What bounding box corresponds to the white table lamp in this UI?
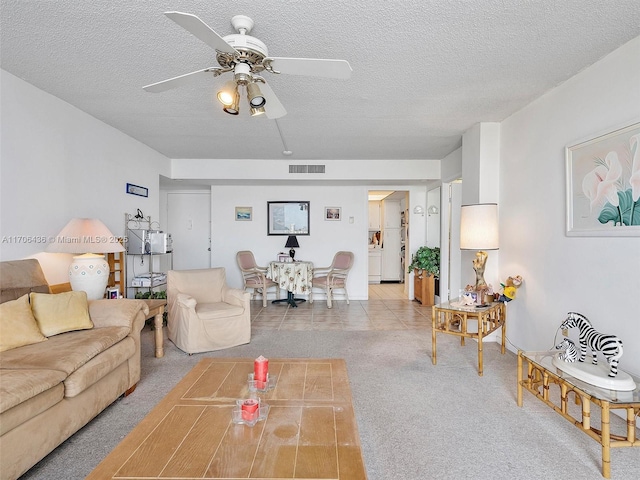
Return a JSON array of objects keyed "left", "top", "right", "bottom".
[
  {"left": 47, "top": 218, "right": 125, "bottom": 300},
  {"left": 460, "top": 204, "right": 499, "bottom": 290}
]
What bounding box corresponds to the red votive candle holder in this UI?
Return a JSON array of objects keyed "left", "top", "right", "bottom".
[
  {"left": 241, "top": 398, "right": 259, "bottom": 421},
  {"left": 254, "top": 355, "right": 268, "bottom": 388}
]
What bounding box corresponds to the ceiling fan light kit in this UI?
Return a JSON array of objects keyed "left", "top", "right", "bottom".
[
  {"left": 143, "top": 11, "right": 352, "bottom": 120},
  {"left": 216, "top": 79, "right": 237, "bottom": 105},
  {"left": 246, "top": 82, "right": 265, "bottom": 108},
  {"left": 222, "top": 97, "right": 240, "bottom": 115}
]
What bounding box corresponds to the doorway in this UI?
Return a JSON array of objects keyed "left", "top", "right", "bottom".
[
  {"left": 167, "top": 192, "right": 211, "bottom": 270},
  {"left": 367, "top": 190, "right": 409, "bottom": 289}
]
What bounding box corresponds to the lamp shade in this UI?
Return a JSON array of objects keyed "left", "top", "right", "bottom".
[
  {"left": 46, "top": 218, "right": 125, "bottom": 254},
  {"left": 284, "top": 236, "right": 300, "bottom": 249},
  {"left": 460, "top": 204, "right": 499, "bottom": 250},
  {"left": 285, "top": 235, "right": 299, "bottom": 260}
]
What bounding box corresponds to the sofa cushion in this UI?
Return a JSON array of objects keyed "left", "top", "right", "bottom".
[
  {"left": 0, "top": 382, "right": 65, "bottom": 436},
  {"left": 64, "top": 336, "right": 135, "bottom": 397},
  {"left": 30, "top": 291, "right": 93, "bottom": 337},
  {"left": 0, "top": 294, "right": 47, "bottom": 352},
  {"left": 0, "top": 368, "right": 66, "bottom": 414},
  {"left": 0, "top": 326, "right": 129, "bottom": 376},
  {"left": 0, "top": 370, "right": 65, "bottom": 436}
]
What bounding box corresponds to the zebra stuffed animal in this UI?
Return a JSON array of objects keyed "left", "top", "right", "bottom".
[
  {"left": 555, "top": 338, "right": 578, "bottom": 362},
  {"left": 559, "top": 312, "right": 624, "bottom": 377}
]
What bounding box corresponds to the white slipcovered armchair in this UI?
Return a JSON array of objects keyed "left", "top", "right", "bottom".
[{"left": 167, "top": 267, "right": 251, "bottom": 354}]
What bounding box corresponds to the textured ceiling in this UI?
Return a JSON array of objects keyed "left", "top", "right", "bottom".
[{"left": 2, "top": 0, "right": 639, "bottom": 161}]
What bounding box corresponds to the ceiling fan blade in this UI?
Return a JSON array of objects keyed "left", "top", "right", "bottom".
[
  {"left": 260, "top": 81, "right": 287, "bottom": 119},
  {"left": 164, "top": 11, "right": 237, "bottom": 55},
  {"left": 143, "top": 68, "right": 216, "bottom": 93},
  {"left": 267, "top": 58, "right": 352, "bottom": 79}
]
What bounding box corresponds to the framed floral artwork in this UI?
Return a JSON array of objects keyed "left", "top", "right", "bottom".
[{"left": 565, "top": 122, "right": 640, "bottom": 236}]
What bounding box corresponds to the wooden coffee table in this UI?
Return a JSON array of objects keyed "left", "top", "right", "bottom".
[{"left": 87, "top": 358, "right": 367, "bottom": 479}]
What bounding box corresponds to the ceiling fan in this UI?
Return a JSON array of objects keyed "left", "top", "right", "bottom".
[{"left": 143, "top": 12, "right": 353, "bottom": 119}]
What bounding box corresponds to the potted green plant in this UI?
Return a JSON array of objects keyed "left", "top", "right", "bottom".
[
  {"left": 407, "top": 246, "right": 440, "bottom": 277},
  {"left": 408, "top": 246, "right": 440, "bottom": 305}
]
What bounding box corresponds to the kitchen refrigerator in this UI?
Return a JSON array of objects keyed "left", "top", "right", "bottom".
[{"left": 381, "top": 228, "right": 402, "bottom": 281}]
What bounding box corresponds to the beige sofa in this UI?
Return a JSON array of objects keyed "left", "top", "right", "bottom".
[{"left": 0, "top": 259, "right": 148, "bottom": 480}]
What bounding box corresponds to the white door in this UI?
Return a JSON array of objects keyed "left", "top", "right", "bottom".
[
  {"left": 167, "top": 192, "right": 211, "bottom": 270},
  {"left": 440, "top": 181, "right": 462, "bottom": 301}
]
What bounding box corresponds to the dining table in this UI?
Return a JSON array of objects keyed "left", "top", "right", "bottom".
[{"left": 266, "top": 260, "right": 314, "bottom": 307}]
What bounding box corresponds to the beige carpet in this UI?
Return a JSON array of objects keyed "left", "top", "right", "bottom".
[{"left": 20, "top": 290, "right": 640, "bottom": 479}]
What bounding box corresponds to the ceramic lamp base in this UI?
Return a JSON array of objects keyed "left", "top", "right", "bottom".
[{"left": 69, "top": 253, "right": 109, "bottom": 300}]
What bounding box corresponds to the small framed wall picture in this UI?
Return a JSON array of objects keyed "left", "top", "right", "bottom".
[
  {"left": 324, "top": 207, "right": 341, "bottom": 221},
  {"left": 126, "top": 183, "right": 148, "bottom": 197},
  {"left": 235, "top": 207, "right": 252, "bottom": 221}
]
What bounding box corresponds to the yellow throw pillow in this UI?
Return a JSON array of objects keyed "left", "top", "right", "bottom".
[
  {"left": 0, "top": 294, "right": 47, "bottom": 351},
  {"left": 30, "top": 291, "right": 93, "bottom": 337}
]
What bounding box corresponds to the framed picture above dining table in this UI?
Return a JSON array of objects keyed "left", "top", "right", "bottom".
[{"left": 267, "top": 201, "right": 310, "bottom": 235}]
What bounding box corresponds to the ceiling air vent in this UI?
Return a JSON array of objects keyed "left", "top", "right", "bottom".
[{"left": 289, "top": 164, "right": 326, "bottom": 174}]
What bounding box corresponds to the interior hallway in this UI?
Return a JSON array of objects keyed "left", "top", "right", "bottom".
[{"left": 250, "top": 282, "right": 432, "bottom": 331}]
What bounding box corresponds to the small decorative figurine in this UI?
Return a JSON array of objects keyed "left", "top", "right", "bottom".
[
  {"left": 555, "top": 338, "right": 578, "bottom": 363},
  {"left": 559, "top": 312, "right": 624, "bottom": 378},
  {"left": 460, "top": 292, "right": 476, "bottom": 306},
  {"left": 498, "top": 275, "right": 523, "bottom": 302}
]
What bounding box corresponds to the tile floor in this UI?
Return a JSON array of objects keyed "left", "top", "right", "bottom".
[{"left": 250, "top": 283, "right": 433, "bottom": 331}]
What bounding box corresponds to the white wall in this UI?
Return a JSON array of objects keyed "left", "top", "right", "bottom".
[
  {"left": 0, "top": 70, "right": 171, "bottom": 280},
  {"left": 158, "top": 183, "right": 430, "bottom": 300},
  {"left": 426, "top": 188, "right": 440, "bottom": 248},
  {"left": 441, "top": 147, "right": 462, "bottom": 183},
  {"left": 208, "top": 185, "right": 370, "bottom": 299},
  {"left": 172, "top": 158, "right": 440, "bottom": 182},
  {"left": 500, "top": 36, "right": 640, "bottom": 376},
  {"left": 459, "top": 123, "right": 501, "bottom": 291}
]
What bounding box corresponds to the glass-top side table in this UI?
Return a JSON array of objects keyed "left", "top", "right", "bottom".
[
  {"left": 517, "top": 350, "right": 640, "bottom": 478},
  {"left": 431, "top": 299, "right": 507, "bottom": 376}
]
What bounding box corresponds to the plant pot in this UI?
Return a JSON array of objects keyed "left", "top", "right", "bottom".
[{"left": 414, "top": 269, "right": 435, "bottom": 306}]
